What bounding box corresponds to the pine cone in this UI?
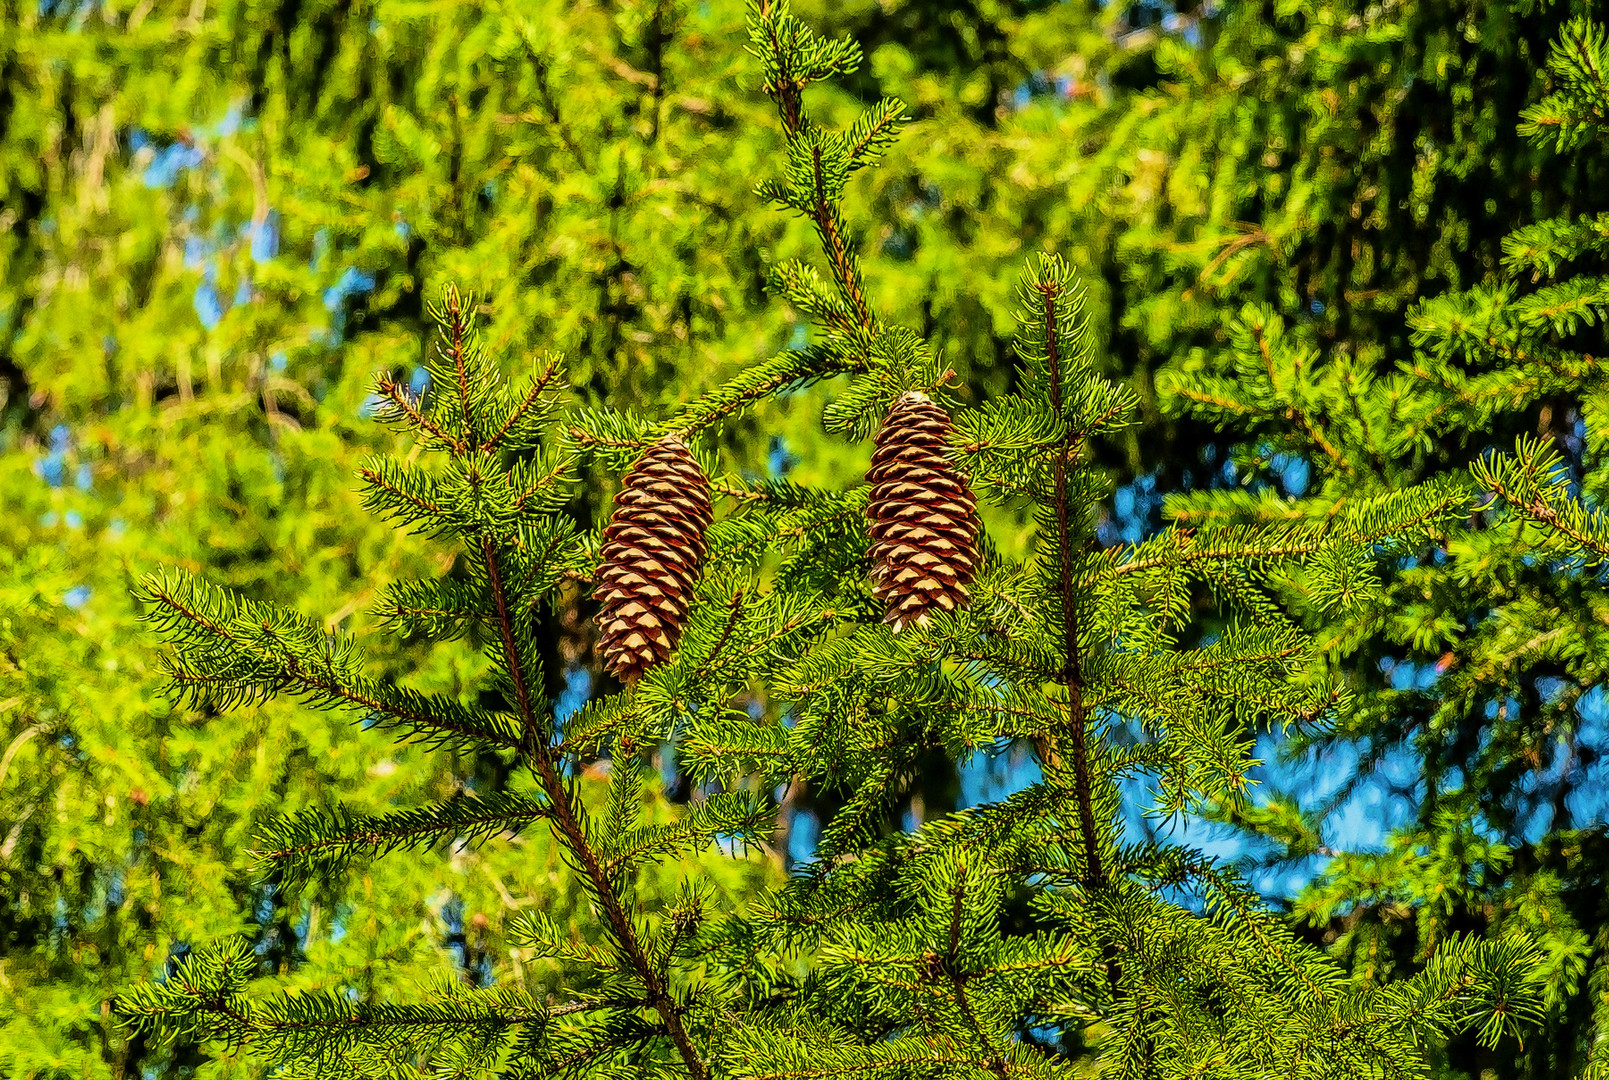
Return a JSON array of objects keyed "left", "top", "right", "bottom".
[
  {"left": 867, "top": 391, "right": 980, "bottom": 632},
  {"left": 593, "top": 435, "right": 712, "bottom": 681}
]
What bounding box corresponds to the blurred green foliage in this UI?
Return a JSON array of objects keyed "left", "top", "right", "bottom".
[{"left": 1133, "top": 8, "right": 1609, "bottom": 1080}]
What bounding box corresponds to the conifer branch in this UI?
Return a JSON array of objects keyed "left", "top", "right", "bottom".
[
  {"left": 941, "top": 864, "right": 1009, "bottom": 1077},
  {"left": 119, "top": 939, "right": 575, "bottom": 1068},
  {"left": 253, "top": 796, "right": 549, "bottom": 886},
  {"left": 441, "top": 286, "right": 479, "bottom": 451},
  {"left": 1473, "top": 435, "right": 1609, "bottom": 565},
  {"left": 675, "top": 348, "right": 861, "bottom": 438},
  {"left": 1246, "top": 314, "right": 1354, "bottom": 477},
  {"left": 753, "top": 1, "right": 806, "bottom": 137},
  {"left": 357, "top": 459, "right": 450, "bottom": 523},
  {"left": 373, "top": 374, "right": 463, "bottom": 454},
  {"left": 810, "top": 143, "right": 872, "bottom": 331},
  {"left": 1032, "top": 263, "right": 1107, "bottom": 890},
  {"left": 375, "top": 577, "right": 493, "bottom": 640},
  {"left": 484, "top": 352, "right": 566, "bottom": 452},
  {"left": 136, "top": 572, "right": 523, "bottom": 752},
  {"left": 750, "top": 2, "right": 876, "bottom": 334},
  {"left": 480, "top": 534, "right": 710, "bottom": 1080}
]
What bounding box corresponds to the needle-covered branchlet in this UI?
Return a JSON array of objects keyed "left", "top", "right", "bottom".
[
  {"left": 867, "top": 391, "right": 980, "bottom": 632},
  {"left": 593, "top": 434, "right": 713, "bottom": 681}
]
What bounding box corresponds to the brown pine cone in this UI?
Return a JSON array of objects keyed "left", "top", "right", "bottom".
[
  {"left": 593, "top": 435, "right": 712, "bottom": 681},
  {"left": 867, "top": 391, "right": 980, "bottom": 632}
]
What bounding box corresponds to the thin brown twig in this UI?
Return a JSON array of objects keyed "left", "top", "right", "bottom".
[{"left": 481, "top": 536, "right": 709, "bottom": 1080}]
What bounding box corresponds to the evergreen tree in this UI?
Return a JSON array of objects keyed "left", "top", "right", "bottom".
[
  {"left": 1018, "top": 0, "right": 1609, "bottom": 493},
  {"left": 4, "top": 1, "right": 1127, "bottom": 1071},
  {"left": 118, "top": 7, "right": 1549, "bottom": 1076},
  {"left": 1157, "top": 18, "right": 1609, "bottom": 1080}
]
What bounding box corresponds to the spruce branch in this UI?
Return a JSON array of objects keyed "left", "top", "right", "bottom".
[
  {"left": 748, "top": 0, "right": 860, "bottom": 137},
  {"left": 480, "top": 533, "right": 711, "bottom": 1080},
  {"left": 443, "top": 286, "right": 479, "bottom": 447},
  {"left": 1501, "top": 212, "right": 1609, "bottom": 277},
  {"left": 941, "top": 861, "right": 1009, "bottom": 1076},
  {"left": 1473, "top": 435, "right": 1609, "bottom": 566},
  {"left": 483, "top": 350, "right": 569, "bottom": 453},
  {"left": 845, "top": 98, "right": 909, "bottom": 173},
  {"left": 807, "top": 138, "right": 872, "bottom": 331},
  {"left": 508, "top": 910, "right": 617, "bottom": 968},
  {"left": 357, "top": 457, "right": 453, "bottom": 534},
  {"left": 374, "top": 576, "right": 493, "bottom": 640},
  {"left": 253, "top": 794, "right": 550, "bottom": 888},
  {"left": 119, "top": 938, "right": 567, "bottom": 1073},
  {"left": 1519, "top": 17, "right": 1609, "bottom": 151},
  {"left": 673, "top": 346, "right": 861, "bottom": 439},
  {"left": 768, "top": 259, "right": 860, "bottom": 338},
  {"left": 134, "top": 570, "right": 523, "bottom": 752},
  {"left": 372, "top": 373, "right": 464, "bottom": 455},
  {"left": 1023, "top": 254, "right": 1107, "bottom": 890},
  {"left": 749, "top": 1, "right": 879, "bottom": 334}
]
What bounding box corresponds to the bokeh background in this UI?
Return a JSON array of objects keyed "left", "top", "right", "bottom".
[{"left": 2, "top": 0, "right": 1606, "bottom": 1076}]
